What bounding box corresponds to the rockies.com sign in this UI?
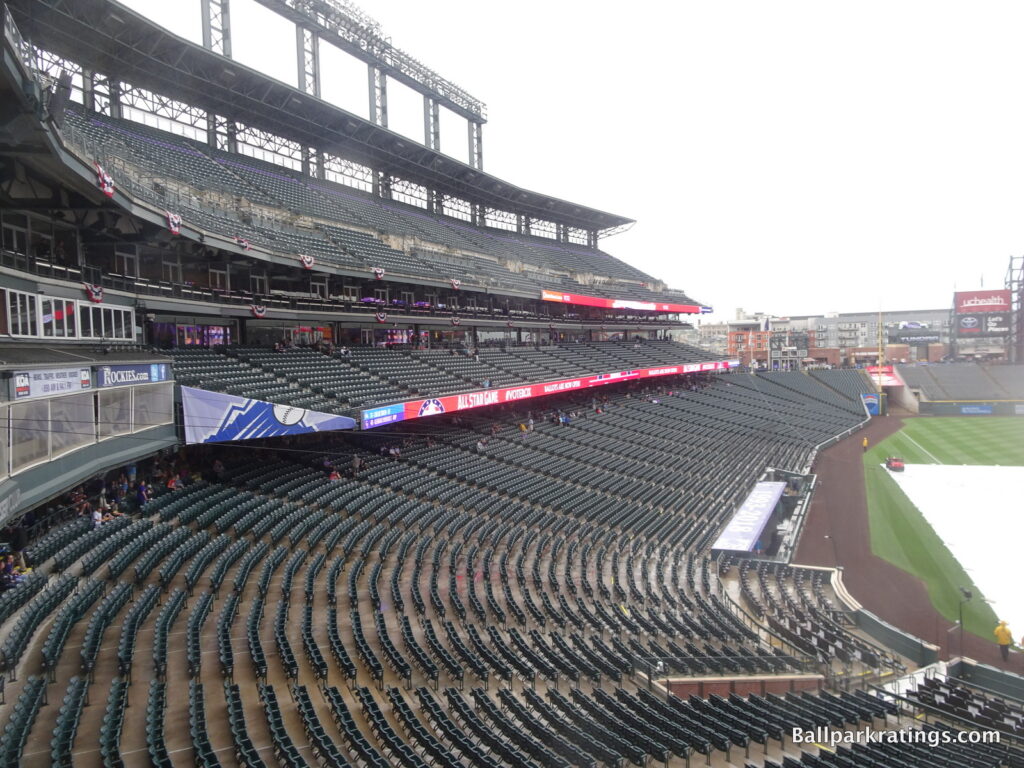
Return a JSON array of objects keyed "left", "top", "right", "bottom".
[{"left": 97, "top": 363, "right": 171, "bottom": 388}]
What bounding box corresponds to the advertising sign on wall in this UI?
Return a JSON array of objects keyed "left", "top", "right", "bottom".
[
  {"left": 954, "top": 290, "right": 1011, "bottom": 314},
  {"left": 956, "top": 314, "right": 1010, "bottom": 337},
  {"left": 961, "top": 405, "right": 994, "bottom": 415},
  {"left": 182, "top": 387, "right": 356, "bottom": 444},
  {"left": 96, "top": 363, "right": 172, "bottom": 388},
  {"left": 861, "top": 393, "right": 880, "bottom": 416},
  {"left": 10, "top": 367, "right": 91, "bottom": 400},
  {"left": 889, "top": 331, "right": 941, "bottom": 344},
  {"left": 864, "top": 366, "right": 904, "bottom": 387}
]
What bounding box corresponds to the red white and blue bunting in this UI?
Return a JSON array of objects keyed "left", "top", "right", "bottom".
[
  {"left": 450, "top": 278, "right": 461, "bottom": 291},
  {"left": 374, "top": 311, "right": 388, "bottom": 324},
  {"left": 372, "top": 266, "right": 385, "bottom": 280},
  {"left": 249, "top": 304, "right": 267, "bottom": 318},
  {"left": 234, "top": 236, "right": 251, "bottom": 251},
  {"left": 83, "top": 282, "right": 104, "bottom": 303},
  {"left": 299, "top": 254, "right": 315, "bottom": 270},
  {"left": 165, "top": 211, "right": 181, "bottom": 235},
  {"left": 94, "top": 162, "right": 114, "bottom": 198},
  {"left": 451, "top": 317, "right": 461, "bottom": 327}
]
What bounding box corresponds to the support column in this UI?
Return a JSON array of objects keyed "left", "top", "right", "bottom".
[
  {"left": 368, "top": 64, "right": 389, "bottom": 198},
  {"left": 302, "top": 147, "right": 323, "bottom": 180},
  {"left": 108, "top": 80, "right": 122, "bottom": 120},
  {"left": 373, "top": 173, "right": 392, "bottom": 200},
  {"left": 423, "top": 96, "right": 440, "bottom": 151},
  {"left": 368, "top": 65, "right": 388, "bottom": 127},
  {"left": 201, "top": 0, "right": 232, "bottom": 56},
  {"left": 297, "top": 26, "right": 320, "bottom": 98},
  {"left": 202, "top": 0, "right": 232, "bottom": 149},
  {"left": 81, "top": 69, "right": 95, "bottom": 112},
  {"left": 468, "top": 120, "right": 483, "bottom": 170},
  {"left": 423, "top": 97, "right": 442, "bottom": 213},
  {"left": 209, "top": 115, "right": 237, "bottom": 153}
]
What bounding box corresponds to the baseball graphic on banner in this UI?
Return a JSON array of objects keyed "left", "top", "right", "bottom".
[{"left": 273, "top": 405, "right": 306, "bottom": 425}]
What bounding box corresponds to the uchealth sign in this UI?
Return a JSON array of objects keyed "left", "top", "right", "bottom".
[
  {"left": 954, "top": 290, "right": 1011, "bottom": 314},
  {"left": 360, "top": 360, "right": 731, "bottom": 429}
]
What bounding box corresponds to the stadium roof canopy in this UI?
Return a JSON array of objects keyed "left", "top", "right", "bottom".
[{"left": 8, "top": 0, "right": 634, "bottom": 234}]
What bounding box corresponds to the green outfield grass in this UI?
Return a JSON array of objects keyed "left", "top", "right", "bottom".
[
  {"left": 865, "top": 418, "right": 1024, "bottom": 639},
  {"left": 870, "top": 417, "right": 1024, "bottom": 466}
]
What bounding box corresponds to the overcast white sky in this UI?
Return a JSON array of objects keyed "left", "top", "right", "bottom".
[{"left": 118, "top": 0, "right": 1024, "bottom": 321}]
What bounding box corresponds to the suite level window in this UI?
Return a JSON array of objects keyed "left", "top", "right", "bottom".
[
  {"left": 310, "top": 277, "right": 327, "bottom": 298},
  {"left": 162, "top": 258, "right": 182, "bottom": 283},
  {"left": 80, "top": 303, "right": 134, "bottom": 340},
  {"left": 374, "top": 288, "right": 388, "bottom": 302},
  {"left": 401, "top": 291, "right": 414, "bottom": 305},
  {"left": 7, "top": 290, "right": 38, "bottom": 336},
  {"left": 341, "top": 285, "right": 358, "bottom": 301},
  {"left": 209, "top": 267, "right": 228, "bottom": 290},
  {"left": 2, "top": 215, "right": 27, "bottom": 254},
  {"left": 41, "top": 298, "right": 77, "bottom": 338},
  {"left": 115, "top": 250, "right": 139, "bottom": 277},
  {"left": 250, "top": 274, "right": 268, "bottom": 295}
]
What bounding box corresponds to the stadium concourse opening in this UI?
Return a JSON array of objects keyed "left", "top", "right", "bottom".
[{"left": 2, "top": 1, "right": 1024, "bottom": 767}]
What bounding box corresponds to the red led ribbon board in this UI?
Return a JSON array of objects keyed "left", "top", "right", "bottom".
[
  {"left": 539, "top": 289, "right": 703, "bottom": 314},
  {"left": 361, "top": 361, "right": 731, "bottom": 429}
]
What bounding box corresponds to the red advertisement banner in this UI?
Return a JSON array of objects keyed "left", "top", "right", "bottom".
[
  {"left": 539, "top": 289, "right": 704, "bottom": 314},
  {"left": 864, "top": 365, "right": 903, "bottom": 387}
]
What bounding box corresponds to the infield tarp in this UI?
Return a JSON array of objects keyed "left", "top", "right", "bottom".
[
  {"left": 711, "top": 481, "right": 787, "bottom": 552},
  {"left": 182, "top": 386, "right": 356, "bottom": 444},
  {"left": 888, "top": 463, "right": 1024, "bottom": 643}
]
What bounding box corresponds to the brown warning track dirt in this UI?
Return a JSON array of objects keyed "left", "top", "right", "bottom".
[{"left": 794, "top": 415, "right": 1019, "bottom": 671}]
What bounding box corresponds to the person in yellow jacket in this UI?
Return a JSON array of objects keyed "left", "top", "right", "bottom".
[
  {"left": 862, "top": 436, "right": 869, "bottom": 453},
  {"left": 995, "top": 620, "right": 1013, "bottom": 661}
]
